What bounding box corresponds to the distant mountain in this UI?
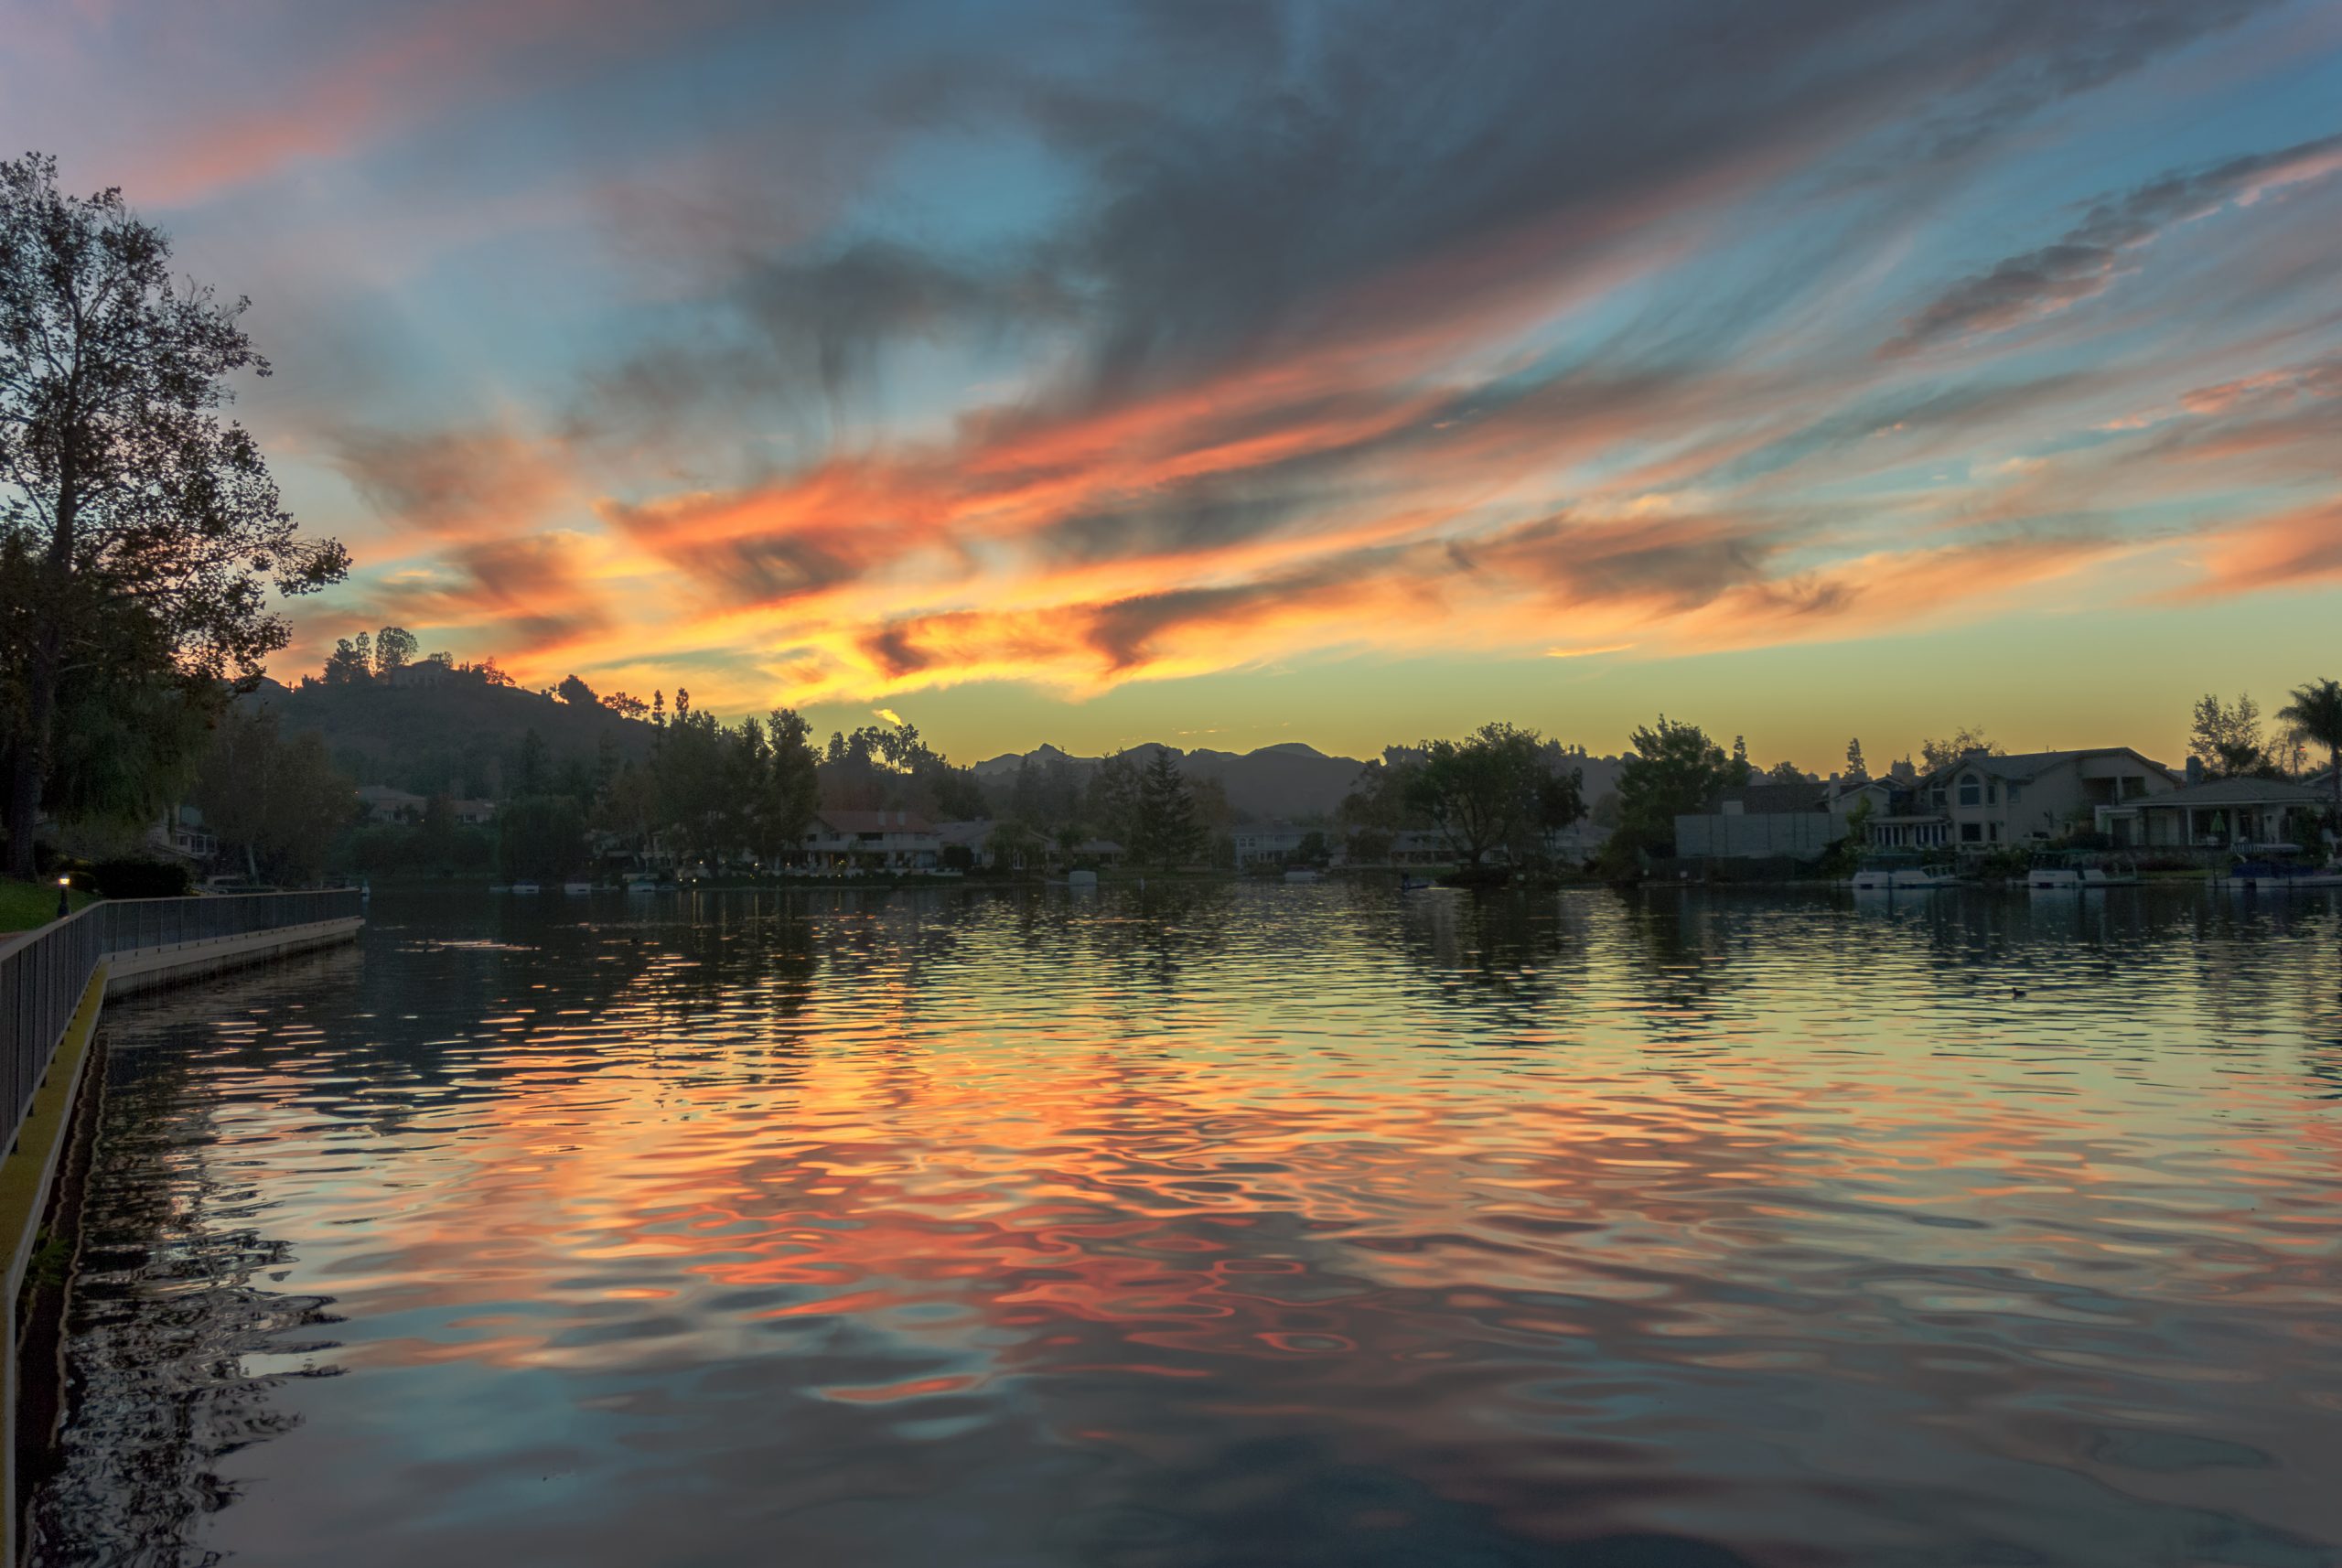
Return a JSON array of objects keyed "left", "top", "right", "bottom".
[
  {"left": 971, "top": 741, "right": 1369, "bottom": 821},
  {"left": 245, "top": 670, "right": 654, "bottom": 797}
]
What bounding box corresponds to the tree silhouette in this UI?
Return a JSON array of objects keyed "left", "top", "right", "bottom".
[{"left": 2, "top": 154, "right": 348, "bottom": 873}]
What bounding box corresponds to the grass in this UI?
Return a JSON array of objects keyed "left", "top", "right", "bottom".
[{"left": 0, "top": 878, "right": 92, "bottom": 934}]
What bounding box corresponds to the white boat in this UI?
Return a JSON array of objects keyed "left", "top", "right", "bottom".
[
  {"left": 1850, "top": 855, "right": 1956, "bottom": 892},
  {"left": 2026, "top": 853, "right": 2137, "bottom": 890},
  {"left": 563, "top": 881, "right": 594, "bottom": 895},
  {"left": 509, "top": 881, "right": 543, "bottom": 895},
  {"left": 1283, "top": 868, "right": 1321, "bottom": 884}
]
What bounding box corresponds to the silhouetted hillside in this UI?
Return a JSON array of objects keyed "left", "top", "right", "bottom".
[
  {"left": 245, "top": 672, "right": 655, "bottom": 797},
  {"left": 973, "top": 741, "right": 1368, "bottom": 821}
]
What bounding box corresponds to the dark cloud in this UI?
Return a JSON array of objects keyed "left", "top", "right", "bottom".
[
  {"left": 1457, "top": 512, "right": 1788, "bottom": 611},
  {"left": 1886, "top": 132, "right": 2342, "bottom": 354},
  {"left": 373, "top": 533, "right": 610, "bottom": 653},
  {"left": 862, "top": 622, "right": 933, "bottom": 677},
  {"left": 330, "top": 426, "right": 559, "bottom": 533},
  {"left": 579, "top": 0, "right": 2269, "bottom": 446}
]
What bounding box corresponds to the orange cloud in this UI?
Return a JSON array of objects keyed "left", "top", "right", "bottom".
[{"left": 2167, "top": 500, "right": 2342, "bottom": 600}]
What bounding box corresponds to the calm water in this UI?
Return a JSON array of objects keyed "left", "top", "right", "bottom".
[{"left": 30, "top": 885, "right": 2342, "bottom": 1568}]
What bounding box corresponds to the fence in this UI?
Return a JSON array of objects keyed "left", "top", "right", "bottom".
[{"left": 0, "top": 890, "right": 363, "bottom": 1152}]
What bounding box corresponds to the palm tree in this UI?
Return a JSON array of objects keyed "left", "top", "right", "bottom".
[{"left": 2276, "top": 678, "right": 2342, "bottom": 831}]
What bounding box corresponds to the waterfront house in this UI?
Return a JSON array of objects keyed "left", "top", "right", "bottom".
[
  {"left": 355, "top": 784, "right": 427, "bottom": 823},
  {"left": 1232, "top": 823, "right": 1318, "bottom": 865},
  {"left": 800, "top": 810, "right": 942, "bottom": 871},
  {"left": 2098, "top": 776, "right": 2326, "bottom": 851},
  {"left": 1907, "top": 749, "right": 2181, "bottom": 853},
  {"left": 934, "top": 820, "right": 994, "bottom": 862}
]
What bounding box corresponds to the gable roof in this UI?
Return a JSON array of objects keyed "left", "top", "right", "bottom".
[{"left": 1919, "top": 747, "right": 2178, "bottom": 787}]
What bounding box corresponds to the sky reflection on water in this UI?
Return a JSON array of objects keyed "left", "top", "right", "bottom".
[{"left": 31, "top": 885, "right": 2342, "bottom": 1568}]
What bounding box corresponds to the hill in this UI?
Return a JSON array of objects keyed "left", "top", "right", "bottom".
[
  {"left": 247, "top": 671, "right": 656, "bottom": 797},
  {"left": 973, "top": 741, "right": 1369, "bottom": 822}
]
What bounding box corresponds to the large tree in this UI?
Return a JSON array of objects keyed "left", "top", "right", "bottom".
[
  {"left": 1602, "top": 716, "right": 1746, "bottom": 872},
  {"left": 2, "top": 154, "right": 347, "bottom": 874},
  {"left": 2277, "top": 679, "right": 2342, "bottom": 828},
  {"left": 190, "top": 706, "right": 355, "bottom": 885},
  {"left": 2189, "top": 692, "right": 2267, "bottom": 779},
  {"left": 1918, "top": 725, "right": 2003, "bottom": 773},
  {"left": 1135, "top": 747, "right": 1201, "bottom": 868},
  {"left": 1405, "top": 722, "right": 1585, "bottom": 869}
]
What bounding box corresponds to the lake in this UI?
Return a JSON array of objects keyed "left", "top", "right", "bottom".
[{"left": 29, "top": 884, "right": 2342, "bottom": 1567}]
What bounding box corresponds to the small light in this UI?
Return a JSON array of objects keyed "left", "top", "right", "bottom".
[{"left": 57, "top": 875, "right": 70, "bottom": 888}]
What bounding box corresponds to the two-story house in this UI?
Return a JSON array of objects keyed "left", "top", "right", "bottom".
[{"left": 1913, "top": 749, "right": 2180, "bottom": 852}]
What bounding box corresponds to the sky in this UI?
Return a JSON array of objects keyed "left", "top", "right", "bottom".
[{"left": 5, "top": 0, "right": 2341, "bottom": 769}]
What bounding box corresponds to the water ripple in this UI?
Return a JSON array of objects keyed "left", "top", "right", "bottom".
[{"left": 28, "top": 885, "right": 2342, "bottom": 1567}]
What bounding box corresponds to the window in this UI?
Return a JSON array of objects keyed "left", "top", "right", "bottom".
[
  {"left": 2006, "top": 783, "right": 2023, "bottom": 804},
  {"left": 1987, "top": 782, "right": 1999, "bottom": 804},
  {"left": 1959, "top": 775, "right": 1982, "bottom": 807},
  {"left": 1989, "top": 823, "right": 2001, "bottom": 842},
  {"left": 1961, "top": 822, "right": 1982, "bottom": 843}
]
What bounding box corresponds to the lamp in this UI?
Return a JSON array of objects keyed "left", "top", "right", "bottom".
[{"left": 56, "top": 874, "right": 70, "bottom": 918}]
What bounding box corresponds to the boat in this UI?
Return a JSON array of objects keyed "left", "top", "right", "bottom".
[
  {"left": 2025, "top": 852, "right": 2137, "bottom": 890},
  {"left": 1398, "top": 876, "right": 1434, "bottom": 893},
  {"left": 563, "top": 881, "right": 595, "bottom": 895},
  {"left": 508, "top": 881, "right": 543, "bottom": 895},
  {"left": 1849, "top": 854, "right": 1958, "bottom": 892},
  {"left": 1283, "top": 868, "right": 1321, "bottom": 884},
  {"left": 2210, "top": 846, "right": 2342, "bottom": 890}
]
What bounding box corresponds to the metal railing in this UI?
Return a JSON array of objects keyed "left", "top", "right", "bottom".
[
  {"left": 0, "top": 889, "right": 362, "bottom": 1150},
  {"left": 0, "top": 908, "right": 104, "bottom": 1155},
  {"left": 93, "top": 887, "right": 362, "bottom": 954}
]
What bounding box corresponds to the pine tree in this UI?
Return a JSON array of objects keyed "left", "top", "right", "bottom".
[{"left": 1137, "top": 748, "right": 1200, "bottom": 868}]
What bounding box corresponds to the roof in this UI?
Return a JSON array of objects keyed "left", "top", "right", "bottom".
[
  {"left": 1919, "top": 747, "right": 2176, "bottom": 786},
  {"left": 2123, "top": 777, "right": 2326, "bottom": 809},
  {"left": 1703, "top": 783, "right": 1824, "bottom": 814},
  {"left": 812, "top": 810, "right": 937, "bottom": 834}
]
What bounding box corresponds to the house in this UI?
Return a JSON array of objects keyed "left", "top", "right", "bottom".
[
  {"left": 933, "top": 820, "right": 995, "bottom": 859},
  {"left": 1673, "top": 782, "right": 1844, "bottom": 861},
  {"left": 1232, "top": 823, "right": 1320, "bottom": 865},
  {"left": 801, "top": 810, "right": 942, "bottom": 870},
  {"left": 2100, "top": 777, "right": 2326, "bottom": 851},
  {"left": 448, "top": 798, "right": 496, "bottom": 826},
  {"left": 1825, "top": 776, "right": 1951, "bottom": 851},
  {"left": 384, "top": 660, "right": 456, "bottom": 689},
  {"left": 1383, "top": 830, "right": 1451, "bottom": 866},
  {"left": 355, "top": 784, "right": 426, "bottom": 823},
  {"left": 1903, "top": 748, "right": 2181, "bottom": 853}
]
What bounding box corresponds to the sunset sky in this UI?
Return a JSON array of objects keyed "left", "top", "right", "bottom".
[{"left": 7, "top": 0, "right": 2340, "bottom": 768}]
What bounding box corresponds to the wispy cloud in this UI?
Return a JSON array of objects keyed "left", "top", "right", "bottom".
[{"left": 1885, "top": 133, "right": 2342, "bottom": 355}]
